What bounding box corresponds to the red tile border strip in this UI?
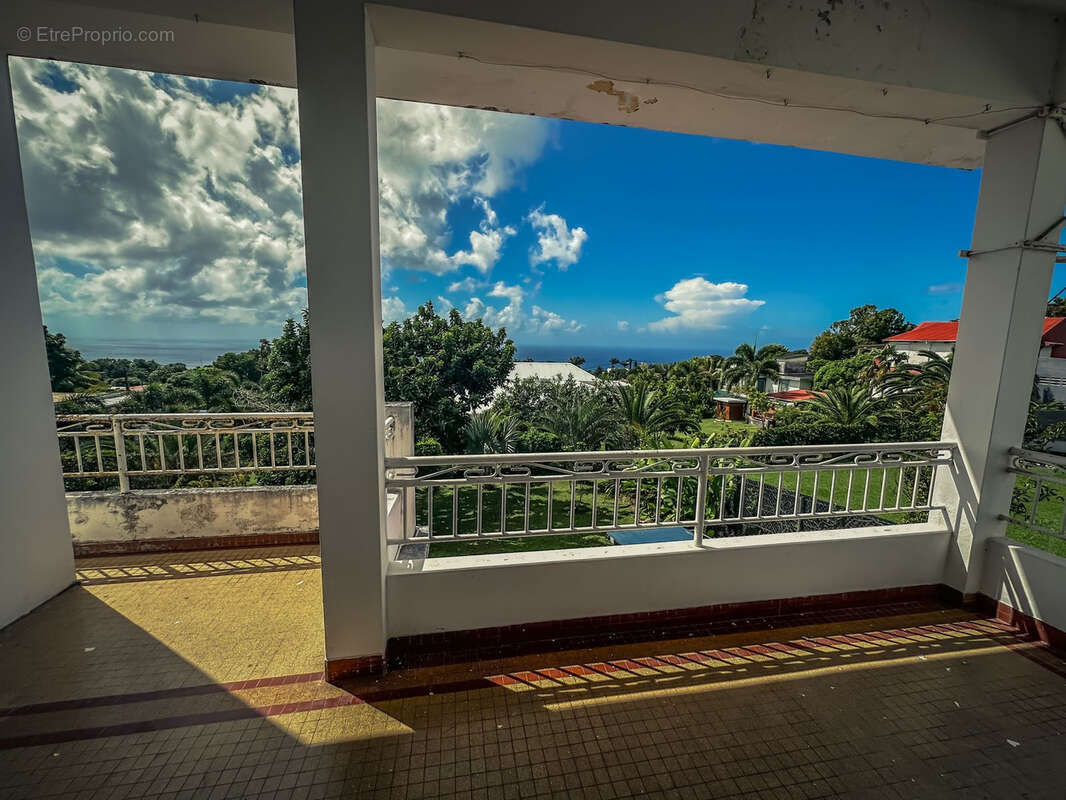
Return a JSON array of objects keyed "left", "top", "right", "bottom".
[
  {"left": 386, "top": 584, "right": 948, "bottom": 669},
  {"left": 0, "top": 693, "right": 361, "bottom": 751},
  {"left": 325, "top": 654, "right": 384, "bottom": 681},
  {"left": 73, "top": 530, "right": 319, "bottom": 557},
  {"left": 345, "top": 613, "right": 1065, "bottom": 707},
  {"left": 0, "top": 672, "right": 324, "bottom": 718},
  {"left": 986, "top": 598, "right": 1066, "bottom": 653}
]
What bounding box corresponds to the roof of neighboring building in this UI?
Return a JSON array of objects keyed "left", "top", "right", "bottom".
[
  {"left": 778, "top": 350, "right": 809, "bottom": 360},
  {"left": 885, "top": 317, "right": 1066, "bottom": 344},
  {"left": 767, "top": 390, "right": 819, "bottom": 403},
  {"left": 508, "top": 361, "right": 600, "bottom": 383}
]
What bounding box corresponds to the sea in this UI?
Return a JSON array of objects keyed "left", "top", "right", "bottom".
[{"left": 75, "top": 338, "right": 710, "bottom": 370}]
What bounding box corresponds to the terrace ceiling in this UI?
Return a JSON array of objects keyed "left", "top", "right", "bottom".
[{"left": 5, "top": 0, "right": 1066, "bottom": 167}]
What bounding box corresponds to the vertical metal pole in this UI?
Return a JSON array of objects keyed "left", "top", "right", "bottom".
[
  {"left": 112, "top": 417, "right": 129, "bottom": 492},
  {"left": 694, "top": 455, "right": 707, "bottom": 545}
]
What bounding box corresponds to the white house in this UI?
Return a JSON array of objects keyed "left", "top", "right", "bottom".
[
  {"left": 507, "top": 361, "right": 601, "bottom": 386},
  {"left": 763, "top": 350, "right": 815, "bottom": 394},
  {"left": 885, "top": 318, "right": 1066, "bottom": 400}
]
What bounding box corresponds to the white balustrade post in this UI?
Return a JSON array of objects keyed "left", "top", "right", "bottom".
[
  {"left": 694, "top": 455, "right": 708, "bottom": 545},
  {"left": 112, "top": 417, "right": 129, "bottom": 492},
  {"left": 295, "top": 2, "right": 389, "bottom": 678},
  {"left": 936, "top": 115, "right": 1066, "bottom": 599},
  {"left": 0, "top": 56, "right": 75, "bottom": 627}
]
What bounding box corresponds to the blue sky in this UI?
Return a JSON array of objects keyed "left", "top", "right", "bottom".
[
  {"left": 417, "top": 121, "right": 983, "bottom": 351},
  {"left": 11, "top": 57, "right": 1022, "bottom": 358}
]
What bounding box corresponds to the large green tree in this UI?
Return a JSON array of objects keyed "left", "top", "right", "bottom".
[
  {"left": 214, "top": 343, "right": 270, "bottom": 384},
  {"left": 813, "top": 347, "right": 905, "bottom": 391},
  {"left": 262, "top": 311, "right": 313, "bottom": 410},
  {"left": 383, "top": 301, "right": 515, "bottom": 451},
  {"left": 809, "top": 304, "right": 912, "bottom": 361},
  {"left": 44, "top": 327, "right": 96, "bottom": 392}
]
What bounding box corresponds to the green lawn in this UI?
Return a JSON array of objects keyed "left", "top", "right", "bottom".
[
  {"left": 1006, "top": 472, "right": 1066, "bottom": 558},
  {"left": 428, "top": 533, "right": 613, "bottom": 557},
  {"left": 758, "top": 465, "right": 931, "bottom": 523},
  {"left": 417, "top": 478, "right": 679, "bottom": 536},
  {"left": 416, "top": 469, "right": 709, "bottom": 558},
  {"left": 698, "top": 418, "right": 758, "bottom": 439}
]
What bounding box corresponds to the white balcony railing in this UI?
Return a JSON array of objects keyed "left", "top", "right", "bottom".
[
  {"left": 384, "top": 441, "right": 956, "bottom": 545},
  {"left": 1004, "top": 447, "right": 1066, "bottom": 539},
  {"left": 57, "top": 405, "right": 412, "bottom": 491}
]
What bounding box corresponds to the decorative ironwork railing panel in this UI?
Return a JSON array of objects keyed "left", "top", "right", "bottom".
[
  {"left": 1005, "top": 447, "right": 1066, "bottom": 539},
  {"left": 384, "top": 441, "right": 956, "bottom": 544},
  {"left": 57, "top": 407, "right": 413, "bottom": 491},
  {"left": 57, "top": 413, "right": 316, "bottom": 490}
]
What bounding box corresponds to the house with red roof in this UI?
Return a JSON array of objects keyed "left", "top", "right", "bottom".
[{"left": 884, "top": 317, "right": 1066, "bottom": 400}]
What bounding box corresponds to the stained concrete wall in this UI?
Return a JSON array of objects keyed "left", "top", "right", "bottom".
[
  {"left": 68, "top": 486, "right": 406, "bottom": 553},
  {"left": 67, "top": 486, "right": 319, "bottom": 546}
]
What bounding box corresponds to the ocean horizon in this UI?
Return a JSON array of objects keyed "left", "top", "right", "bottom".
[{"left": 73, "top": 337, "right": 716, "bottom": 370}]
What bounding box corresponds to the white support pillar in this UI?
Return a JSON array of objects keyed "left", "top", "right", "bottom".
[
  {"left": 937, "top": 116, "right": 1066, "bottom": 598},
  {"left": 293, "top": 3, "right": 389, "bottom": 677},
  {"left": 0, "top": 57, "right": 75, "bottom": 628}
]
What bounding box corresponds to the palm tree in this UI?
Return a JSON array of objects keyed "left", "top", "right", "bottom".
[
  {"left": 800, "top": 385, "right": 886, "bottom": 426},
  {"left": 538, "top": 393, "right": 620, "bottom": 451},
  {"left": 882, "top": 350, "right": 952, "bottom": 411},
  {"left": 463, "top": 411, "right": 519, "bottom": 454},
  {"left": 611, "top": 383, "right": 698, "bottom": 443},
  {"left": 720, "top": 343, "right": 789, "bottom": 392}
]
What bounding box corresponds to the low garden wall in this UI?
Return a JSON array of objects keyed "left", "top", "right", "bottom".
[{"left": 67, "top": 486, "right": 320, "bottom": 554}]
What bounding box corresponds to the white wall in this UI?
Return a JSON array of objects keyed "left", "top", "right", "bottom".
[
  {"left": 387, "top": 523, "right": 951, "bottom": 636},
  {"left": 0, "top": 60, "right": 75, "bottom": 629},
  {"left": 980, "top": 537, "right": 1066, "bottom": 634},
  {"left": 889, "top": 342, "right": 956, "bottom": 365},
  {"left": 4, "top": 1, "right": 1064, "bottom": 169}
]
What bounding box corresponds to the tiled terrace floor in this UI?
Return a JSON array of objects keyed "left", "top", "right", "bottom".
[{"left": 2, "top": 545, "right": 1066, "bottom": 799}]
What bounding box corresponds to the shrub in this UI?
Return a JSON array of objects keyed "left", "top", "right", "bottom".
[
  {"left": 750, "top": 422, "right": 870, "bottom": 447},
  {"left": 516, "top": 429, "right": 560, "bottom": 453},
  {"left": 415, "top": 436, "right": 443, "bottom": 456}
]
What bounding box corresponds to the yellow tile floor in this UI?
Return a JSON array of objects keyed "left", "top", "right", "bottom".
[{"left": 1, "top": 545, "right": 1065, "bottom": 799}]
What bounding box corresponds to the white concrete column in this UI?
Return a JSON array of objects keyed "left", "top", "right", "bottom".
[
  {"left": 937, "top": 116, "right": 1066, "bottom": 598},
  {"left": 293, "top": 3, "right": 389, "bottom": 675},
  {"left": 0, "top": 56, "right": 75, "bottom": 628}
]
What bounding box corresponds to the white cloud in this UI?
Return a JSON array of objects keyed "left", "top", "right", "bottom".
[
  {"left": 381, "top": 296, "right": 407, "bottom": 323},
  {"left": 532, "top": 305, "right": 584, "bottom": 333},
  {"left": 456, "top": 281, "right": 583, "bottom": 334},
  {"left": 448, "top": 200, "right": 515, "bottom": 273},
  {"left": 617, "top": 320, "right": 630, "bottom": 331},
  {"left": 927, "top": 282, "right": 963, "bottom": 295},
  {"left": 527, "top": 206, "right": 587, "bottom": 270},
  {"left": 376, "top": 102, "right": 549, "bottom": 275},
  {"left": 648, "top": 277, "right": 765, "bottom": 333},
  {"left": 11, "top": 59, "right": 550, "bottom": 331},
  {"left": 12, "top": 59, "right": 307, "bottom": 327},
  {"left": 447, "top": 276, "right": 485, "bottom": 294}
]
